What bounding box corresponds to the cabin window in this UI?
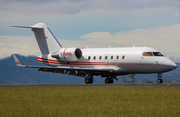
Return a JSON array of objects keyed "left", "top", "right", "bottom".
[
  {"left": 105, "top": 56, "right": 108, "bottom": 59},
  {"left": 143, "top": 52, "right": 153, "bottom": 56},
  {"left": 99, "top": 56, "right": 102, "bottom": 60},
  {"left": 88, "top": 56, "right": 90, "bottom": 60},
  {"left": 153, "top": 52, "right": 163, "bottom": 56},
  {"left": 122, "top": 55, "right": 125, "bottom": 59},
  {"left": 111, "top": 56, "right": 113, "bottom": 59},
  {"left": 117, "top": 56, "right": 119, "bottom": 59},
  {"left": 94, "top": 56, "right": 96, "bottom": 60}
]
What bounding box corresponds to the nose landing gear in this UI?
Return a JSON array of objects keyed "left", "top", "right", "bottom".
[{"left": 157, "top": 73, "right": 163, "bottom": 83}]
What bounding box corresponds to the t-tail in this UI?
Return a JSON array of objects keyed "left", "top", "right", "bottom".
[{"left": 11, "top": 23, "right": 62, "bottom": 55}]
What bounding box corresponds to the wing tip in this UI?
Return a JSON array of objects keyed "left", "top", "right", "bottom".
[{"left": 13, "top": 54, "right": 22, "bottom": 67}]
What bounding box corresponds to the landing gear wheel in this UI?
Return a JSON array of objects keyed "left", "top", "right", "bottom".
[
  {"left": 85, "top": 77, "right": 93, "bottom": 84},
  {"left": 157, "top": 79, "right": 163, "bottom": 83},
  {"left": 105, "top": 78, "right": 113, "bottom": 84}
]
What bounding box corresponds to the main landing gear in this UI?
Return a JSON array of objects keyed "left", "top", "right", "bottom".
[
  {"left": 105, "top": 76, "right": 118, "bottom": 84},
  {"left": 105, "top": 77, "right": 113, "bottom": 84},
  {"left": 84, "top": 74, "right": 118, "bottom": 84},
  {"left": 85, "top": 74, "right": 93, "bottom": 84},
  {"left": 157, "top": 73, "right": 163, "bottom": 83}
]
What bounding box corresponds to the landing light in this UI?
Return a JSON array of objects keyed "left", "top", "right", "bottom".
[{"left": 173, "top": 66, "right": 177, "bottom": 70}]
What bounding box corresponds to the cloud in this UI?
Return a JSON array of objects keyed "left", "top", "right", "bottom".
[
  {"left": 64, "top": 24, "right": 180, "bottom": 62},
  {"left": 1, "top": 24, "right": 180, "bottom": 62},
  {"left": 0, "top": 36, "right": 40, "bottom": 59},
  {"left": 172, "top": 11, "right": 180, "bottom": 17},
  {"left": 1, "top": 0, "right": 180, "bottom": 21}
]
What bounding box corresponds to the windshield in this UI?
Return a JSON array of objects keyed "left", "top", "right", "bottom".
[
  {"left": 153, "top": 52, "right": 163, "bottom": 56},
  {"left": 142, "top": 52, "right": 163, "bottom": 56}
]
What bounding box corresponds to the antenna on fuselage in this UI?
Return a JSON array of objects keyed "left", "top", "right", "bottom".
[
  {"left": 86, "top": 45, "right": 89, "bottom": 49},
  {"left": 132, "top": 44, "right": 135, "bottom": 47}
]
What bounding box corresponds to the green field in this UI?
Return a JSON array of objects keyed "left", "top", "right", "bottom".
[{"left": 0, "top": 87, "right": 180, "bottom": 117}]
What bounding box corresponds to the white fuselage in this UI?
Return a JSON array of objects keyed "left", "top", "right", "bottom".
[
  {"left": 12, "top": 23, "right": 177, "bottom": 84},
  {"left": 38, "top": 47, "right": 177, "bottom": 75}
]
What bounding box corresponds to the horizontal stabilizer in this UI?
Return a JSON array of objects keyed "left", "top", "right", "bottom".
[{"left": 9, "top": 25, "right": 42, "bottom": 29}]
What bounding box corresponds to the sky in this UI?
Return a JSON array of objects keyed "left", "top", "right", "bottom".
[{"left": 1, "top": 0, "right": 180, "bottom": 62}]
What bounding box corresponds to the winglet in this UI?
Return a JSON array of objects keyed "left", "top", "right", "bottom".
[{"left": 13, "top": 54, "right": 22, "bottom": 67}]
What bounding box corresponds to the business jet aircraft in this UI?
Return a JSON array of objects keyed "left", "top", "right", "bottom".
[{"left": 12, "top": 23, "right": 177, "bottom": 84}]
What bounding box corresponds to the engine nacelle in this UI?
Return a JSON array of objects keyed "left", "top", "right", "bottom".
[{"left": 51, "top": 48, "right": 82, "bottom": 62}]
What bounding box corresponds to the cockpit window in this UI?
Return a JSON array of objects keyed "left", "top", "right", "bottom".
[
  {"left": 143, "top": 52, "right": 153, "bottom": 56},
  {"left": 143, "top": 52, "right": 164, "bottom": 56},
  {"left": 153, "top": 52, "right": 163, "bottom": 56}
]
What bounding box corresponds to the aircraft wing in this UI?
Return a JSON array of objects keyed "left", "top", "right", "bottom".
[{"left": 13, "top": 54, "right": 116, "bottom": 77}]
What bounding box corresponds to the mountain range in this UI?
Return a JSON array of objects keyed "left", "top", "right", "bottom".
[{"left": 0, "top": 54, "right": 180, "bottom": 84}]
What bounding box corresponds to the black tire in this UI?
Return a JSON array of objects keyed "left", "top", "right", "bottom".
[
  {"left": 85, "top": 77, "right": 93, "bottom": 84},
  {"left": 157, "top": 79, "right": 160, "bottom": 83},
  {"left": 89, "top": 78, "right": 93, "bottom": 84},
  {"left": 109, "top": 78, "right": 114, "bottom": 83},
  {"left": 85, "top": 77, "right": 90, "bottom": 84},
  {"left": 160, "top": 79, "right": 163, "bottom": 83},
  {"left": 157, "top": 79, "right": 163, "bottom": 83},
  {"left": 105, "top": 78, "right": 109, "bottom": 84},
  {"left": 105, "top": 78, "right": 113, "bottom": 84}
]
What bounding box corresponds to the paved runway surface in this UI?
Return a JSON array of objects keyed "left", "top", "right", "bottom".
[{"left": 0, "top": 83, "right": 180, "bottom": 88}]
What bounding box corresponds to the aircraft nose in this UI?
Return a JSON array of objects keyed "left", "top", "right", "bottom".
[
  {"left": 169, "top": 60, "right": 177, "bottom": 70},
  {"left": 172, "top": 63, "right": 177, "bottom": 70},
  {"left": 161, "top": 58, "right": 177, "bottom": 71}
]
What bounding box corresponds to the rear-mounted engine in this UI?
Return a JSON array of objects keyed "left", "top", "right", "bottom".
[{"left": 51, "top": 48, "right": 82, "bottom": 62}]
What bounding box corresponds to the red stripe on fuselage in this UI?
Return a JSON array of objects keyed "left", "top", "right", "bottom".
[
  {"left": 38, "top": 57, "right": 161, "bottom": 66},
  {"left": 38, "top": 57, "right": 103, "bottom": 64}
]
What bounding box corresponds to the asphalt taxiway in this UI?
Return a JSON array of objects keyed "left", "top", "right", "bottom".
[{"left": 0, "top": 83, "right": 180, "bottom": 88}]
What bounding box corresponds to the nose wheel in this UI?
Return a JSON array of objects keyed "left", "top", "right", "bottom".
[{"left": 157, "top": 79, "right": 163, "bottom": 83}]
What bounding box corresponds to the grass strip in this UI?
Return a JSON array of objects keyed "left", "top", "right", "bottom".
[{"left": 0, "top": 87, "right": 180, "bottom": 117}]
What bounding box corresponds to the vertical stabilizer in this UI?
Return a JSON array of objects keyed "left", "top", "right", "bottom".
[
  {"left": 11, "top": 23, "right": 62, "bottom": 55},
  {"left": 31, "top": 23, "right": 62, "bottom": 55}
]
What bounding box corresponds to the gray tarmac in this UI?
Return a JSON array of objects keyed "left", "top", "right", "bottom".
[{"left": 0, "top": 83, "right": 180, "bottom": 88}]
